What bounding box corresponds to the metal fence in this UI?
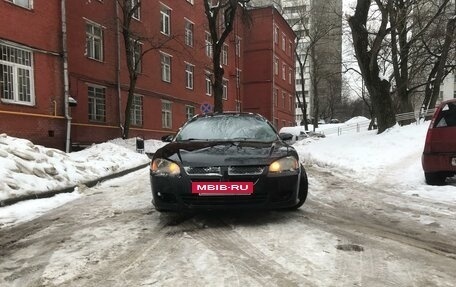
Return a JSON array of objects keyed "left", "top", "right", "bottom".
[{"left": 317, "top": 108, "right": 436, "bottom": 137}]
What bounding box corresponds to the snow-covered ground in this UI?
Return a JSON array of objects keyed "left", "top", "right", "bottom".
[{"left": 0, "top": 120, "right": 455, "bottom": 227}]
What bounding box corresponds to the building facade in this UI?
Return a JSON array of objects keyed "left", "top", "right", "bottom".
[
  {"left": 243, "top": 6, "right": 296, "bottom": 128},
  {"left": 0, "top": 0, "right": 293, "bottom": 150}
]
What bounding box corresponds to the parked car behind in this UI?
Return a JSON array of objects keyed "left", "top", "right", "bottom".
[
  {"left": 150, "top": 112, "right": 308, "bottom": 211},
  {"left": 422, "top": 99, "right": 456, "bottom": 185}
]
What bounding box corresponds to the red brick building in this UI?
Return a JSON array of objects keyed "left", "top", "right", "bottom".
[
  {"left": 0, "top": 1, "right": 294, "bottom": 151},
  {"left": 243, "top": 6, "right": 296, "bottom": 128}
]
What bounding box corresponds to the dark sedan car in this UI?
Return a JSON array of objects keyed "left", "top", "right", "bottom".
[{"left": 150, "top": 112, "right": 308, "bottom": 211}]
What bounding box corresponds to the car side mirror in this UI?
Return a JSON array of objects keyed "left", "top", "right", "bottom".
[
  {"left": 161, "top": 135, "right": 173, "bottom": 142},
  {"left": 279, "top": 133, "right": 293, "bottom": 141}
]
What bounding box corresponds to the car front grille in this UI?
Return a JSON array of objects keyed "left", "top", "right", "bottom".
[
  {"left": 184, "top": 166, "right": 222, "bottom": 176},
  {"left": 228, "top": 166, "right": 265, "bottom": 175},
  {"left": 184, "top": 166, "right": 265, "bottom": 176}
]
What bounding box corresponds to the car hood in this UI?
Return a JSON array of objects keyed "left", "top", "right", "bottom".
[{"left": 154, "top": 141, "right": 294, "bottom": 167}]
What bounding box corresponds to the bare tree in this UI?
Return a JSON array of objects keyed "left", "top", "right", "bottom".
[
  {"left": 348, "top": 0, "right": 396, "bottom": 133},
  {"left": 348, "top": 0, "right": 454, "bottom": 133},
  {"left": 117, "top": 0, "right": 174, "bottom": 138},
  {"left": 287, "top": 0, "right": 342, "bottom": 130},
  {"left": 204, "top": 0, "right": 251, "bottom": 113}
]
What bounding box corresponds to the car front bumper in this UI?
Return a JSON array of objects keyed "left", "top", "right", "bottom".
[{"left": 150, "top": 172, "right": 301, "bottom": 211}]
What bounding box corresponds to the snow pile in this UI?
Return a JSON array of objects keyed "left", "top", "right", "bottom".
[
  {"left": 0, "top": 134, "right": 151, "bottom": 203},
  {"left": 295, "top": 122, "right": 456, "bottom": 202}
]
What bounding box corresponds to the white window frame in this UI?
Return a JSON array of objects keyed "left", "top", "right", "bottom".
[
  {"left": 282, "top": 64, "right": 286, "bottom": 80},
  {"left": 0, "top": 42, "right": 35, "bottom": 106},
  {"left": 222, "top": 44, "right": 228, "bottom": 65},
  {"left": 235, "top": 36, "right": 241, "bottom": 57},
  {"left": 222, "top": 78, "right": 228, "bottom": 100},
  {"left": 160, "top": 52, "right": 172, "bottom": 83},
  {"left": 288, "top": 68, "right": 292, "bottom": 84},
  {"left": 131, "top": 0, "right": 140, "bottom": 20},
  {"left": 131, "top": 94, "right": 143, "bottom": 126},
  {"left": 274, "top": 25, "right": 279, "bottom": 44},
  {"left": 186, "top": 105, "right": 195, "bottom": 120},
  {"left": 184, "top": 19, "right": 194, "bottom": 47},
  {"left": 87, "top": 84, "right": 106, "bottom": 122},
  {"left": 130, "top": 38, "right": 142, "bottom": 73},
  {"left": 161, "top": 100, "right": 172, "bottom": 128},
  {"left": 185, "top": 62, "right": 194, "bottom": 90},
  {"left": 160, "top": 4, "right": 171, "bottom": 36},
  {"left": 8, "top": 0, "right": 33, "bottom": 9},
  {"left": 274, "top": 57, "right": 279, "bottom": 75},
  {"left": 282, "top": 33, "right": 286, "bottom": 51},
  {"left": 205, "top": 32, "right": 213, "bottom": 58},
  {"left": 86, "top": 21, "right": 104, "bottom": 61},
  {"left": 205, "top": 71, "right": 212, "bottom": 96}
]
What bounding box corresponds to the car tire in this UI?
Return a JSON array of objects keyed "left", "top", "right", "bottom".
[
  {"left": 425, "top": 172, "right": 446, "bottom": 186},
  {"left": 287, "top": 165, "right": 308, "bottom": 210}
]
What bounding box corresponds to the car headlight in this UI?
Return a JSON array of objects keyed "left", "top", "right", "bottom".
[
  {"left": 151, "top": 158, "right": 181, "bottom": 176},
  {"left": 268, "top": 156, "right": 299, "bottom": 175}
]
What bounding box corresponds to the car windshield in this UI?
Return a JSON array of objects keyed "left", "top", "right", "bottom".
[{"left": 175, "top": 114, "right": 278, "bottom": 142}]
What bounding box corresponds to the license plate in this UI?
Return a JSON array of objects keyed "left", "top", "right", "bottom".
[
  {"left": 452, "top": 157, "right": 456, "bottom": 166},
  {"left": 191, "top": 182, "right": 253, "bottom": 195}
]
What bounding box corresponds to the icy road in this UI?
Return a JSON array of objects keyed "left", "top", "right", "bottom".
[{"left": 1, "top": 166, "right": 455, "bottom": 287}]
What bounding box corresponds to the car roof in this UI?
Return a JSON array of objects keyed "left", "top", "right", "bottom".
[{"left": 192, "top": 112, "right": 267, "bottom": 120}]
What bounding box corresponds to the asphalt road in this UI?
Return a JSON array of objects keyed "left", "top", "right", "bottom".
[{"left": 1, "top": 166, "right": 455, "bottom": 287}]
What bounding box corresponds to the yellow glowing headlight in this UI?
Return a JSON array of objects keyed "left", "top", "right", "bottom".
[
  {"left": 151, "top": 158, "right": 181, "bottom": 176},
  {"left": 268, "top": 156, "right": 299, "bottom": 174}
]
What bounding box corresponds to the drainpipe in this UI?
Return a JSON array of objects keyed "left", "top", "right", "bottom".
[
  {"left": 115, "top": 1, "right": 123, "bottom": 131},
  {"left": 61, "top": 0, "right": 71, "bottom": 152},
  {"left": 272, "top": 9, "right": 275, "bottom": 126}
]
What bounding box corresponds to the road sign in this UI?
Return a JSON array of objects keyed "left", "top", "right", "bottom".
[{"left": 201, "top": 102, "right": 213, "bottom": 114}]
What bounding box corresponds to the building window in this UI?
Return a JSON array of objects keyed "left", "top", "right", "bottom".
[
  {"left": 288, "top": 40, "right": 293, "bottom": 56},
  {"left": 162, "top": 100, "right": 172, "bottom": 128},
  {"left": 222, "top": 44, "right": 228, "bottom": 65},
  {"left": 236, "top": 68, "right": 241, "bottom": 88},
  {"left": 222, "top": 79, "right": 228, "bottom": 100},
  {"left": 235, "top": 36, "right": 241, "bottom": 57},
  {"left": 205, "top": 32, "right": 212, "bottom": 58},
  {"left": 160, "top": 4, "right": 171, "bottom": 36},
  {"left": 273, "top": 88, "right": 278, "bottom": 106},
  {"left": 0, "top": 43, "right": 34, "bottom": 105},
  {"left": 273, "top": 118, "right": 278, "bottom": 128},
  {"left": 88, "top": 85, "right": 106, "bottom": 122},
  {"left": 185, "top": 63, "right": 194, "bottom": 90},
  {"left": 205, "top": 72, "right": 212, "bottom": 96},
  {"left": 274, "top": 57, "right": 279, "bottom": 75},
  {"left": 131, "top": 94, "right": 143, "bottom": 126},
  {"left": 274, "top": 25, "right": 279, "bottom": 44},
  {"left": 282, "top": 91, "right": 286, "bottom": 108},
  {"left": 7, "top": 0, "right": 32, "bottom": 9},
  {"left": 131, "top": 38, "right": 142, "bottom": 73},
  {"left": 288, "top": 68, "right": 292, "bottom": 84},
  {"left": 289, "top": 95, "right": 292, "bottom": 111},
  {"left": 185, "top": 20, "right": 194, "bottom": 47},
  {"left": 186, "top": 105, "right": 195, "bottom": 120},
  {"left": 131, "top": 0, "right": 140, "bottom": 20},
  {"left": 282, "top": 64, "right": 286, "bottom": 80},
  {"left": 282, "top": 34, "right": 286, "bottom": 51},
  {"left": 160, "top": 52, "right": 171, "bottom": 82},
  {"left": 86, "top": 22, "right": 103, "bottom": 61}
]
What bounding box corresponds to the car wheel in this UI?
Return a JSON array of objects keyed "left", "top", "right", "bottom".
[
  {"left": 425, "top": 172, "right": 446, "bottom": 186},
  {"left": 287, "top": 165, "right": 308, "bottom": 210}
]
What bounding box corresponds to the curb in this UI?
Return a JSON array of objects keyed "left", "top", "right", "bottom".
[{"left": 0, "top": 162, "right": 150, "bottom": 207}]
